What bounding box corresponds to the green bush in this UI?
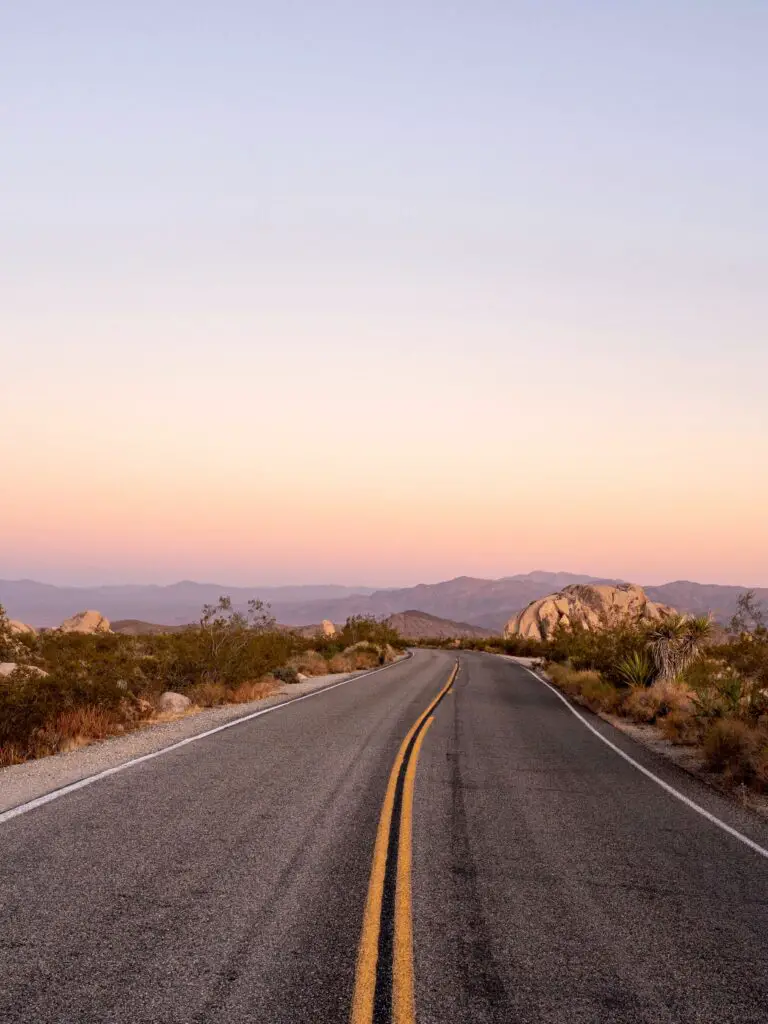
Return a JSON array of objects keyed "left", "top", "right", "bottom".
[{"left": 616, "top": 650, "right": 656, "bottom": 688}]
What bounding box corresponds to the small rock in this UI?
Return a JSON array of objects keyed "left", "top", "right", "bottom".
[
  {"left": 158, "top": 691, "right": 192, "bottom": 713},
  {"left": 296, "top": 672, "right": 309, "bottom": 682}
]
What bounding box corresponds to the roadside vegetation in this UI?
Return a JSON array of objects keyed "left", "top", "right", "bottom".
[
  {"left": 415, "top": 592, "right": 768, "bottom": 794},
  {"left": 0, "top": 602, "right": 404, "bottom": 765}
]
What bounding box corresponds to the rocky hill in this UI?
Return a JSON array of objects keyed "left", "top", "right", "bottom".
[
  {"left": 505, "top": 584, "right": 676, "bottom": 641},
  {"left": 384, "top": 611, "right": 496, "bottom": 640},
  {"left": 111, "top": 620, "right": 188, "bottom": 635}
]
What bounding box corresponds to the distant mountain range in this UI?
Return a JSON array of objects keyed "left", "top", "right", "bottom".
[{"left": 2, "top": 572, "right": 764, "bottom": 630}]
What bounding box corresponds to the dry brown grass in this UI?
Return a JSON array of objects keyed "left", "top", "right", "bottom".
[
  {"left": 658, "top": 708, "right": 704, "bottom": 746},
  {"left": 327, "top": 649, "right": 381, "bottom": 673},
  {"left": 0, "top": 705, "right": 132, "bottom": 764},
  {"left": 188, "top": 677, "right": 279, "bottom": 707},
  {"left": 290, "top": 650, "right": 330, "bottom": 676},
  {"left": 186, "top": 681, "right": 230, "bottom": 707},
  {"left": 328, "top": 653, "right": 352, "bottom": 673},
  {"left": 545, "top": 663, "right": 622, "bottom": 713},
  {"left": 622, "top": 680, "right": 693, "bottom": 724},
  {"left": 229, "top": 678, "right": 278, "bottom": 703},
  {"left": 702, "top": 719, "right": 768, "bottom": 787}
]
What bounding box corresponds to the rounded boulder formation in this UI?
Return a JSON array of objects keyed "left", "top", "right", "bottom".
[
  {"left": 59, "top": 610, "right": 112, "bottom": 634},
  {"left": 8, "top": 620, "right": 37, "bottom": 635},
  {"left": 504, "top": 583, "right": 675, "bottom": 641}
]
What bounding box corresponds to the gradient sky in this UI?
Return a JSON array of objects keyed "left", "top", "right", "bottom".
[{"left": 2, "top": 2, "right": 767, "bottom": 587}]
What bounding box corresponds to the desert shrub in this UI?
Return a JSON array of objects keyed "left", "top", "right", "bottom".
[
  {"left": 499, "top": 635, "right": 547, "bottom": 658},
  {"left": 702, "top": 719, "right": 767, "bottom": 786},
  {"left": 0, "top": 595, "right": 303, "bottom": 762},
  {"left": 616, "top": 650, "right": 656, "bottom": 688},
  {"left": 708, "top": 635, "right": 768, "bottom": 692},
  {"left": 658, "top": 708, "right": 704, "bottom": 746},
  {"left": 229, "top": 679, "right": 277, "bottom": 703},
  {"left": 622, "top": 680, "right": 692, "bottom": 724},
  {"left": 328, "top": 652, "right": 354, "bottom": 673},
  {"left": 349, "top": 649, "right": 381, "bottom": 670},
  {"left": 682, "top": 657, "right": 767, "bottom": 723},
  {"left": 0, "top": 664, "right": 154, "bottom": 765},
  {"left": 546, "top": 620, "right": 654, "bottom": 687},
  {"left": 291, "top": 650, "right": 330, "bottom": 676},
  {"left": 272, "top": 665, "right": 300, "bottom": 684},
  {"left": 337, "top": 616, "right": 404, "bottom": 651},
  {"left": 185, "top": 681, "right": 230, "bottom": 707},
  {"left": 545, "top": 663, "right": 622, "bottom": 714},
  {"left": 34, "top": 705, "right": 123, "bottom": 756}
]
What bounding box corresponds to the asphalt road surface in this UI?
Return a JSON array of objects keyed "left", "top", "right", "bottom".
[{"left": 3, "top": 650, "right": 768, "bottom": 1023}]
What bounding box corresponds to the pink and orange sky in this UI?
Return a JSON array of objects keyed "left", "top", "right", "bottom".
[{"left": 3, "top": 3, "right": 767, "bottom": 588}]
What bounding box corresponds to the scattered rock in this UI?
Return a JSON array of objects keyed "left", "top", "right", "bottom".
[
  {"left": 504, "top": 583, "right": 676, "bottom": 641},
  {"left": 8, "top": 620, "right": 37, "bottom": 635},
  {"left": 59, "top": 610, "right": 112, "bottom": 634},
  {"left": 0, "top": 662, "right": 48, "bottom": 678},
  {"left": 158, "top": 691, "right": 192, "bottom": 713}
]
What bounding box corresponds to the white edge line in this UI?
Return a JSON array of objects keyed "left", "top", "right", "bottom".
[
  {"left": 0, "top": 655, "right": 411, "bottom": 826},
  {"left": 517, "top": 663, "right": 768, "bottom": 861}
]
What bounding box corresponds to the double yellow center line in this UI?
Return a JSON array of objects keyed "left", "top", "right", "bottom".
[{"left": 350, "top": 661, "right": 459, "bottom": 1024}]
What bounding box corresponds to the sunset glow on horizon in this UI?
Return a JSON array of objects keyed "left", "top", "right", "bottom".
[{"left": 3, "top": 3, "right": 767, "bottom": 589}]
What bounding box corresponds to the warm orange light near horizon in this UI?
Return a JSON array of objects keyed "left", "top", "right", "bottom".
[{"left": 3, "top": 357, "right": 767, "bottom": 588}]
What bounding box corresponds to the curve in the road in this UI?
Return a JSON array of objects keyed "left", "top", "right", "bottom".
[{"left": 521, "top": 663, "right": 768, "bottom": 861}]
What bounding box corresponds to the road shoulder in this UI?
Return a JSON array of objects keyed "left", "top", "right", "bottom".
[{"left": 0, "top": 664, "right": 403, "bottom": 815}]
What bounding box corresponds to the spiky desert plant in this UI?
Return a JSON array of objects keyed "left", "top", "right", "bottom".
[
  {"left": 616, "top": 649, "right": 657, "bottom": 688},
  {"left": 649, "top": 614, "right": 713, "bottom": 681}
]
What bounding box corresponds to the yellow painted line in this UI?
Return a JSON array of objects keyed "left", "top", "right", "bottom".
[
  {"left": 349, "top": 662, "right": 458, "bottom": 1024},
  {"left": 392, "top": 716, "right": 434, "bottom": 1024},
  {"left": 349, "top": 724, "right": 417, "bottom": 1024}
]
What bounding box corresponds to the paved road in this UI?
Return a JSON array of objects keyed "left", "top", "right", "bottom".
[{"left": 2, "top": 650, "right": 768, "bottom": 1022}]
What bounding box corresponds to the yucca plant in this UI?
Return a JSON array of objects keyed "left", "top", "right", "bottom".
[
  {"left": 649, "top": 614, "right": 713, "bottom": 681},
  {"left": 616, "top": 650, "right": 656, "bottom": 687}
]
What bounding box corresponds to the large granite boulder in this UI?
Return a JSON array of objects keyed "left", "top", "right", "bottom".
[
  {"left": 59, "top": 610, "right": 112, "bottom": 634},
  {"left": 8, "top": 621, "right": 37, "bottom": 635},
  {"left": 504, "top": 583, "right": 675, "bottom": 641}
]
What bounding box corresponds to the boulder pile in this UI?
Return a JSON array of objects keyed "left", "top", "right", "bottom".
[{"left": 504, "top": 583, "right": 675, "bottom": 641}]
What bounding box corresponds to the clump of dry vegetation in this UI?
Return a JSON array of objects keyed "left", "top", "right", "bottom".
[
  {"left": 0, "top": 603, "right": 404, "bottom": 765},
  {"left": 545, "top": 663, "right": 623, "bottom": 714}
]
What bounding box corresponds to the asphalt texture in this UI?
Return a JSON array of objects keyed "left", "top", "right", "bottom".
[{"left": 3, "top": 650, "right": 768, "bottom": 1022}]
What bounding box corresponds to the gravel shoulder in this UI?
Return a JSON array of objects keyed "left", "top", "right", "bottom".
[{"left": 0, "top": 666, "right": 394, "bottom": 814}]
